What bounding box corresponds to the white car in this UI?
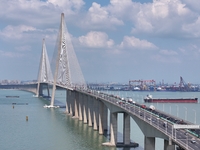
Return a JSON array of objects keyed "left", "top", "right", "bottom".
[{"left": 191, "top": 138, "right": 196, "bottom": 144}]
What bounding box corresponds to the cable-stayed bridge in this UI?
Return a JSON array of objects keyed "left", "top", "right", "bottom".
[{"left": 1, "top": 13, "right": 200, "bottom": 150}]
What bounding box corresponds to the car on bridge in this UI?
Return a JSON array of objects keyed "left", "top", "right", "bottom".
[
  {"left": 191, "top": 138, "right": 196, "bottom": 144},
  {"left": 163, "top": 122, "right": 167, "bottom": 128}
]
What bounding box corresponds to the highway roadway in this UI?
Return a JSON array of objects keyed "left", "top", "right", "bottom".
[{"left": 78, "top": 89, "right": 200, "bottom": 150}]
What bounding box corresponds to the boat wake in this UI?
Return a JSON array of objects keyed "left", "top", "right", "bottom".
[{"left": 43, "top": 104, "right": 60, "bottom": 108}]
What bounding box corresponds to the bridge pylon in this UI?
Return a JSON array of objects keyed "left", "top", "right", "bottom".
[
  {"left": 50, "top": 13, "right": 86, "bottom": 106},
  {"left": 36, "top": 38, "right": 53, "bottom": 97}
]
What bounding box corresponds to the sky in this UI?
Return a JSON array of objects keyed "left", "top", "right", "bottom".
[{"left": 1, "top": 0, "right": 200, "bottom": 84}]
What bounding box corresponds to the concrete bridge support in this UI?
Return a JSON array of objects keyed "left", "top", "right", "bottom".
[
  {"left": 98, "top": 100, "right": 104, "bottom": 134},
  {"left": 37, "top": 83, "right": 50, "bottom": 97},
  {"left": 38, "top": 83, "right": 43, "bottom": 96},
  {"left": 93, "top": 97, "right": 98, "bottom": 130},
  {"left": 123, "top": 113, "right": 131, "bottom": 145},
  {"left": 66, "top": 90, "right": 69, "bottom": 113},
  {"left": 83, "top": 94, "right": 88, "bottom": 124},
  {"left": 73, "top": 92, "right": 79, "bottom": 118},
  {"left": 103, "top": 105, "right": 108, "bottom": 132},
  {"left": 109, "top": 112, "right": 118, "bottom": 146},
  {"left": 88, "top": 96, "right": 93, "bottom": 127},
  {"left": 68, "top": 90, "right": 74, "bottom": 116},
  {"left": 78, "top": 93, "right": 83, "bottom": 121},
  {"left": 144, "top": 137, "right": 155, "bottom": 150},
  {"left": 164, "top": 139, "right": 175, "bottom": 150}
]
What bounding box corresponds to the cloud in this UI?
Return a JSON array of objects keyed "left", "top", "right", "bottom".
[
  {"left": 152, "top": 54, "right": 181, "bottom": 63},
  {"left": 0, "top": 50, "right": 24, "bottom": 58},
  {"left": 159, "top": 49, "right": 178, "bottom": 56},
  {"left": 48, "top": 0, "right": 85, "bottom": 13},
  {"left": 119, "top": 36, "right": 158, "bottom": 50},
  {"left": 0, "top": 0, "right": 84, "bottom": 28},
  {"left": 129, "top": 0, "right": 194, "bottom": 37},
  {"left": 0, "top": 25, "right": 36, "bottom": 40},
  {"left": 15, "top": 45, "right": 31, "bottom": 52},
  {"left": 182, "top": 16, "right": 200, "bottom": 38},
  {"left": 78, "top": 31, "right": 114, "bottom": 48},
  {"left": 181, "top": 0, "right": 200, "bottom": 13},
  {"left": 80, "top": 2, "right": 124, "bottom": 29}
]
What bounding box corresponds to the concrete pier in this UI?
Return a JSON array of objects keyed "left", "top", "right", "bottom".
[
  {"left": 164, "top": 139, "right": 175, "bottom": 150},
  {"left": 144, "top": 137, "right": 155, "bottom": 150},
  {"left": 74, "top": 92, "right": 79, "bottom": 118},
  {"left": 83, "top": 94, "right": 87, "bottom": 124},
  {"left": 93, "top": 97, "right": 98, "bottom": 130},
  {"left": 98, "top": 100, "right": 104, "bottom": 134},
  {"left": 87, "top": 96, "right": 92, "bottom": 127},
  {"left": 78, "top": 93, "right": 83, "bottom": 121},
  {"left": 123, "top": 113, "right": 130, "bottom": 145},
  {"left": 102, "top": 112, "right": 117, "bottom": 146}
]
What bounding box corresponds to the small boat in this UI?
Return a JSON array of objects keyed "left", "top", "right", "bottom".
[
  {"left": 6, "top": 96, "right": 19, "bottom": 98},
  {"left": 43, "top": 104, "right": 59, "bottom": 108},
  {"left": 144, "top": 94, "right": 198, "bottom": 103}
]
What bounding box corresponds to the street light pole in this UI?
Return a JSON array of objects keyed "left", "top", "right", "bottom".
[
  {"left": 184, "top": 107, "right": 187, "bottom": 121},
  {"left": 193, "top": 109, "right": 196, "bottom": 124},
  {"left": 175, "top": 105, "right": 179, "bottom": 117}
]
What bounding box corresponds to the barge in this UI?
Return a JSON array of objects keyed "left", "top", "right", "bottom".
[
  {"left": 6, "top": 96, "right": 19, "bottom": 98},
  {"left": 144, "top": 94, "right": 198, "bottom": 103}
]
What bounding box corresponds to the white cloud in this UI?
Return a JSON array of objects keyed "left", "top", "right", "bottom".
[
  {"left": 159, "top": 49, "right": 178, "bottom": 56},
  {"left": 181, "top": 0, "right": 200, "bottom": 13},
  {"left": 0, "top": 50, "right": 24, "bottom": 58},
  {"left": 130, "top": 0, "right": 193, "bottom": 37},
  {"left": 80, "top": 2, "right": 124, "bottom": 29},
  {"left": 15, "top": 45, "right": 31, "bottom": 52},
  {"left": 152, "top": 54, "right": 181, "bottom": 63},
  {"left": 155, "top": 49, "right": 183, "bottom": 63},
  {"left": 182, "top": 16, "right": 200, "bottom": 37},
  {"left": 0, "top": 25, "right": 36, "bottom": 40},
  {"left": 119, "top": 36, "right": 157, "bottom": 50},
  {"left": 48, "top": 0, "right": 85, "bottom": 13},
  {"left": 78, "top": 31, "right": 114, "bottom": 48},
  {"left": 109, "top": 0, "right": 135, "bottom": 18}
]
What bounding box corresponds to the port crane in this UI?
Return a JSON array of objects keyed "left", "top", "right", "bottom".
[
  {"left": 129, "top": 79, "right": 156, "bottom": 90},
  {"left": 179, "top": 76, "right": 190, "bottom": 91}
]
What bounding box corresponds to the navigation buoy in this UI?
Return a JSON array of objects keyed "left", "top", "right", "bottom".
[{"left": 26, "top": 116, "right": 28, "bottom": 121}]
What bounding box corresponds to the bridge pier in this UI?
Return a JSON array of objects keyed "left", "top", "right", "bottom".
[
  {"left": 103, "top": 104, "right": 108, "bottom": 133},
  {"left": 93, "top": 97, "right": 98, "bottom": 130},
  {"left": 88, "top": 96, "right": 93, "bottom": 126},
  {"left": 104, "top": 112, "right": 118, "bottom": 146},
  {"left": 124, "top": 113, "right": 131, "bottom": 145},
  {"left": 164, "top": 139, "right": 175, "bottom": 150},
  {"left": 66, "top": 90, "right": 69, "bottom": 113},
  {"left": 98, "top": 100, "right": 104, "bottom": 134},
  {"left": 73, "top": 92, "right": 79, "bottom": 118},
  {"left": 78, "top": 93, "right": 83, "bottom": 121},
  {"left": 69, "top": 91, "right": 74, "bottom": 117},
  {"left": 144, "top": 137, "right": 155, "bottom": 150},
  {"left": 37, "top": 83, "right": 50, "bottom": 97},
  {"left": 83, "top": 94, "right": 88, "bottom": 123},
  {"left": 38, "top": 83, "right": 43, "bottom": 96}
]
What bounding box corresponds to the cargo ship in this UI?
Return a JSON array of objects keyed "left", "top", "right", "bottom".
[{"left": 144, "top": 94, "right": 198, "bottom": 103}]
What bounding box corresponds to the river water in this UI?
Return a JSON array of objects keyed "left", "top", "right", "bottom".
[{"left": 0, "top": 89, "right": 200, "bottom": 150}]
